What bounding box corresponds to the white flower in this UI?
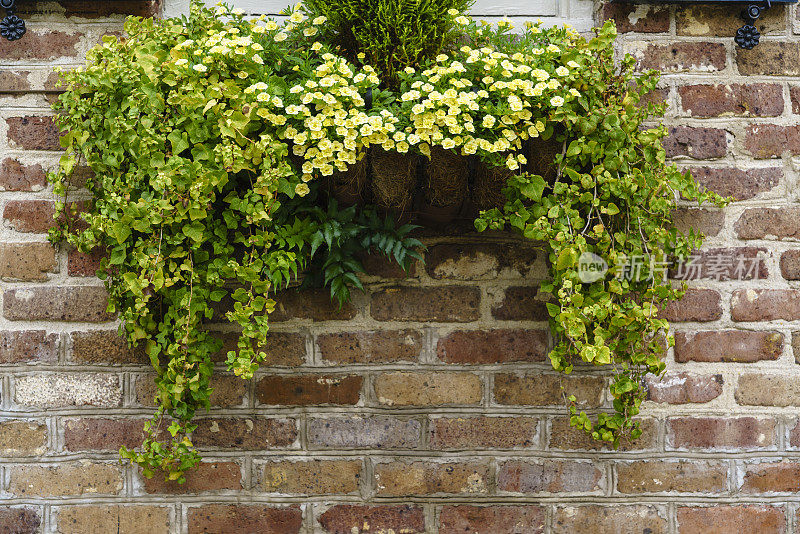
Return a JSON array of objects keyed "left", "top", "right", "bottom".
[
  {"left": 193, "top": 64, "right": 207, "bottom": 72},
  {"left": 304, "top": 27, "right": 318, "bottom": 36},
  {"left": 252, "top": 25, "right": 266, "bottom": 34},
  {"left": 556, "top": 66, "right": 569, "bottom": 76},
  {"left": 175, "top": 58, "right": 188, "bottom": 66},
  {"left": 455, "top": 16, "right": 469, "bottom": 25},
  {"left": 568, "top": 60, "right": 580, "bottom": 69},
  {"left": 232, "top": 8, "right": 245, "bottom": 15},
  {"left": 295, "top": 183, "right": 310, "bottom": 196},
  {"left": 274, "top": 32, "right": 288, "bottom": 42},
  {"left": 252, "top": 54, "right": 263, "bottom": 64},
  {"left": 550, "top": 96, "right": 565, "bottom": 107}
]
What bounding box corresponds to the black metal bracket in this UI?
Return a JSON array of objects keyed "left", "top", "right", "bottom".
[
  {"left": 735, "top": 0, "right": 771, "bottom": 49},
  {"left": 0, "top": 0, "right": 25, "bottom": 41}
]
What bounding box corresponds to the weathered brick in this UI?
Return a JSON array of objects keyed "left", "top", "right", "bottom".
[
  {"left": 271, "top": 288, "right": 356, "bottom": 321},
  {"left": 9, "top": 463, "right": 123, "bottom": 497},
  {"left": 438, "top": 506, "right": 544, "bottom": 534},
  {"left": 0, "top": 70, "right": 31, "bottom": 92},
  {"left": 437, "top": 329, "right": 548, "bottom": 364},
  {"left": 56, "top": 505, "right": 170, "bottom": 534},
  {"left": 688, "top": 166, "right": 781, "bottom": 200},
  {"left": 736, "top": 374, "right": 800, "bottom": 407},
  {"left": 135, "top": 374, "right": 245, "bottom": 407},
  {"left": 674, "top": 330, "right": 783, "bottom": 362},
  {"left": 744, "top": 125, "right": 800, "bottom": 158},
  {"left": 549, "top": 417, "right": 659, "bottom": 451},
  {"left": 371, "top": 286, "right": 480, "bottom": 322},
  {"left": 3, "top": 200, "right": 54, "bottom": 233},
  {"left": 553, "top": 506, "right": 667, "bottom": 534},
  {"left": 679, "top": 84, "right": 783, "bottom": 117},
  {"left": 635, "top": 42, "right": 726, "bottom": 73},
  {"left": 491, "top": 286, "right": 549, "bottom": 321},
  {"left": 736, "top": 208, "right": 800, "bottom": 239},
  {"left": 0, "top": 242, "right": 57, "bottom": 281},
  {"left": 19, "top": 1, "right": 161, "bottom": 18},
  {"left": 732, "top": 289, "right": 800, "bottom": 321},
  {"left": 374, "top": 460, "right": 489, "bottom": 496},
  {"left": 307, "top": 416, "right": 421, "bottom": 449},
  {"left": 740, "top": 461, "right": 800, "bottom": 493},
  {"left": 142, "top": 461, "right": 242, "bottom": 494},
  {"left": 677, "top": 5, "right": 784, "bottom": 36},
  {"left": 430, "top": 416, "right": 539, "bottom": 449},
  {"left": 669, "top": 247, "right": 768, "bottom": 281},
  {"left": 192, "top": 417, "right": 297, "bottom": 449},
  {"left": 781, "top": 250, "right": 800, "bottom": 280},
  {"left": 646, "top": 373, "right": 723, "bottom": 404},
  {"left": 663, "top": 126, "right": 727, "bottom": 159},
  {"left": 0, "top": 158, "right": 46, "bottom": 191},
  {"left": 616, "top": 460, "right": 727, "bottom": 493},
  {"left": 498, "top": 460, "right": 603, "bottom": 493},
  {"left": 667, "top": 417, "right": 775, "bottom": 450},
  {"left": 63, "top": 418, "right": 149, "bottom": 451},
  {"left": 659, "top": 289, "right": 722, "bottom": 322},
  {"left": 677, "top": 505, "right": 785, "bottom": 534},
  {"left": 374, "top": 371, "right": 482, "bottom": 406},
  {"left": 67, "top": 248, "right": 106, "bottom": 277},
  {"left": 256, "top": 374, "right": 362, "bottom": 405},
  {"left": 213, "top": 331, "right": 306, "bottom": 366},
  {"left": 6, "top": 116, "right": 61, "bottom": 151},
  {"left": 0, "top": 29, "right": 80, "bottom": 61},
  {"left": 601, "top": 3, "right": 669, "bottom": 33},
  {"left": 0, "top": 421, "right": 47, "bottom": 457},
  {"left": 787, "top": 419, "right": 800, "bottom": 448},
  {"left": 672, "top": 208, "right": 724, "bottom": 237},
  {"left": 3, "top": 286, "right": 113, "bottom": 322},
  {"left": 188, "top": 505, "right": 302, "bottom": 534},
  {"left": 425, "top": 243, "right": 541, "bottom": 280},
  {"left": 318, "top": 505, "right": 424, "bottom": 534},
  {"left": 317, "top": 329, "right": 422, "bottom": 363},
  {"left": 358, "top": 251, "right": 416, "bottom": 278},
  {"left": 14, "top": 373, "right": 121, "bottom": 408},
  {"left": 0, "top": 508, "right": 41, "bottom": 534},
  {"left": 69, "top": 330, "right": 146, "bottom": 364},
  {"left": 494, "top": 373, "right": 604, "bottom": 408},
  {"left": 738, "top": 42, "right": 800, "bottom": 76},
  {"left": 261, "top": 459, "right": 361, "bottom": 494},
  {"left": 0, "top": 330, "right": 57, "bottom": 363}
]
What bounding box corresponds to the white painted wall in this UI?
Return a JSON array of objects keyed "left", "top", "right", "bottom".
[{"left": 163, "top": 0, "right": 596, "bottom": 31}]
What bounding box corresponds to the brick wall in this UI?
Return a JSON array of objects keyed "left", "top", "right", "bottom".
[{"left": 3, "top": 1, "right": 800, "bottom": 533}]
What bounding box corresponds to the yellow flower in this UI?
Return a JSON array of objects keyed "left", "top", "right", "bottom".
[
  {"left": 447, "top": 8, "right": 459, "bottom": 15},
  {"left": 311, "top": 42, "right": 322, "bottom": 51},
  {"left": 295, "top": 183, "right": 310, "bottom": 196},
  {"left": 304, "top": 27, "right": 318, "bottom": 36},
  {"left": 313, "top": 15, "right": 327, "bottom": 24},
  {"left": 455, "top": 16, "right": 469, "bottom": 25},
  {"left": 289, "top": 11, "right": 305, "bottom": 23},
  {"left": 265, "top": 20, "right": 278, "bottom": 31},
  {"left": 550, "top": 96, "right": 565, "bottom": 107},
  {"left": 556, "top": 66, "right": 569, "bottom": 76},
  {"left": 274, "top": 32, "right": 288, "bottom": 42},
  {"left": 252, "top": 25, "right": 266, "bottom": 34},
  {"left": 192, "top": 64, "right": 207, "bottom": 72},
  {"left": 252, "top": 54, "right": 263, "bottom": 64}
]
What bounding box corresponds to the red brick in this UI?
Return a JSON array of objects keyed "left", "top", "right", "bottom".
[
  {"left": 617, "top": 460, "right": 727, "bottom": 493},
  {"left": 659, "top": 289, "right": 722, "bottom": 322},
  {"left": 437, "top": 329, "right": 548, "bottom": 364},
  {"left": 672, "top": 208, "right": 724, "bottom": 237},
  {"left": 553, "top": 506, "right": 667, "bottom": 534},
  {"left": 0, "top": 29, "right": 80, "bottom": 61},
  {"left": 3, "top": 200, "right": 54, "bottom": 233},
  {"left": 256, "top": 374, "right": 362, "bottom": 405},
  {"left": 677, "top": 505, "right": 785, "bottom": 534},
  {"left": 0, "top": 508, "right": 40, "bottom": 534},
  {"left": 647, "top": 372, "right": 723, "bottom": 404},
  {"left": 736, "top": 208, "right": 800, "bottom": 239},
  {"left": 271, "top": 288, "right": 356, "bottom": 321},
  {"left": 688, "top": 166, "right": 781, "bottom": 200},
  {"left": 491, "top": 286, "right": 549, "bottom": 321},
  {"left": 679, "top": 84, "right": 783, "bottom": 117},
  {"left": 0, "top": 158, "right": 46, "bottom": 191},
  {"left": 732, "top": 289, "right": 800, "bottom": 321},
  {"left": 213, "top": 331, "right": 306, "bottom": 366},
  {"left": 738, "top": 42, "right": 800, "bottom": 76},
  {"left": 674, "top": 330, "right": 783, "bottom": 362},
  {"left": 69, "top": 330, "right": 146, "bottom": 364},
  {"left": 6, "top": 116, "right": 61, "bottom": 151},
  {"left": 745, "top": 124, "right": 800, "bottom": 158},
  {"left": 429, "top": 416, "right": 539, "bottom": 449},
  {"left": 0, "top": 330, "right": 57, "bottom": 363},
  {"left": 358, "top": 251, "right": 417, "bottom": 278},
  {"left": 63, "top": 418, "right": 147, "bottom": 451},
  {"left": 549, "top": 417, "right": 659, "bottom": 451},
  {"left": 318, "top": 505, "right": 425, "bottom": 534},
  {"left": 0, "top": 243, "right": 57, "bottom": 281},
  {"left": 740, "top": 461, "right": 800, "bottom": 493},
  {"left": 494, "top": 373, "right": 604, "bottom": 407},
  {"left": 135, "top": 374, "right": 245, "bottom": 408},
  {"left": 601, "top": 3, "right": 669, "bottom": 33},
  {"left": 317, "top": 330, "right": 422, "bottom": 363},
  {"left": 669, "top": 247, "right": 768, "bottom": 281},
  {"left": 67, "top": 248, "right": 106, "bottom": 277},
  {"left": 3, "top": 286, "right": 113, "bottom": 322},
  {"left": 439, "top": 506, "right": 544, "bottom": 534},
  {"left": 142, "top": 462, "right": 242, "bottom": 494},
  {"left": 636, "top": 42, "right": 726, "bottom": 73},
  {"left": 371, "top": 286, "right": 480, "bottom": 322},
  {"left": 781, "top": 250, "right": 800, "bottom": 279},
  {"left": 498, "top": 460, "right": 603, "bottom": 493},
  {"left": 188, "top": 505, "right": 302, "bottom": 534},
  {"left": 667, "top": 417, "right": 775, "bottom": 450},
  {"left": 307, "top": 416, "right": 421, "bottom": 449},
  {"left": 374, "top": 460, "right": 490, "bottom": 496},
  {"left": 663, "top": 126, "right": 727, "bottom": 159},
  {"left": 192, "top": 417, "right": 297, "bottom": 449}
]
